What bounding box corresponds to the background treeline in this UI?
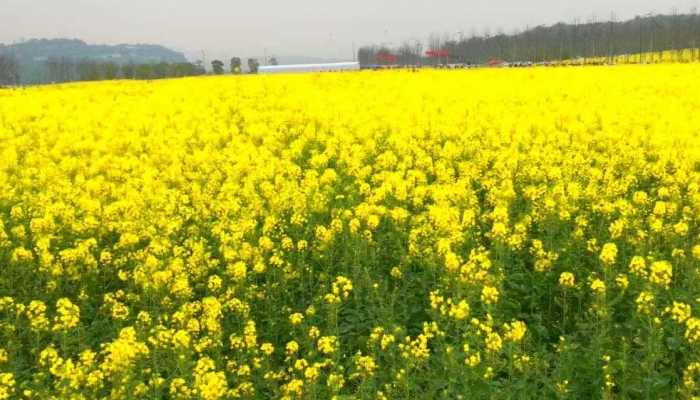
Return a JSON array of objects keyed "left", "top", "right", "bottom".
[
  {"left": 0, "top": 38, "right": 198, "bottom": 86},
  {"left": 45, "top": 58, "right": 205, "bottom": 82},
  {"left": 359, "top": 12, "right": 700, "bottom": 66},
  {"left": 0, "top": 56, "right": 205, "bottom": 85}
]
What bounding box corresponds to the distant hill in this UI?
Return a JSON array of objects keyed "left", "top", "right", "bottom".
[
  {"left": 0, "top": 38, "right": 187, "bottom": 64},
  {"left": 0, "top": 38, "right": 188, "bottom": 83}
]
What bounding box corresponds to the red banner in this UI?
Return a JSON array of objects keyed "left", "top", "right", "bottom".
[
  {"left": 376, "top": 53, "right": 398, "bottom": 63},
  {"left": 426, "top": 49, "right": 449, "bottom": 58}
]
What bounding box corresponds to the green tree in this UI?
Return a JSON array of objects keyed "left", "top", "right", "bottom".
[
  {"left": 247, "top": 58, "right": 259, "bottom": 74},
  {"left": 211, "top": 59, "right": 225, "bottom": 74},
  {"left": 230, "top": 57, "right": 242, "bottom": 74}
]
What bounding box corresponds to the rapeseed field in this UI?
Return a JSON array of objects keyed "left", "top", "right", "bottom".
[{"left": 1, "top": 64, "right": 700, "bottom": 399}]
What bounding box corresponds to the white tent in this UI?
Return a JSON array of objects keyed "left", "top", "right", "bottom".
[{"left": 259, "top": 61, "right": 360, "bottom": 74}]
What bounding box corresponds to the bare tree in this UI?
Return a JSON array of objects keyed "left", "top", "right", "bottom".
[
  {"left": 608, "top": 13, "right": 616, "bottom": 63},
  {"left": 427, "top": 33, "right": 441, "bottom": 51},
  {"left": 398, "top": 41, "right": 417, "bottom": 65},
  {"left": 693, "top": 7, "right": 700, "bottom": 61}
]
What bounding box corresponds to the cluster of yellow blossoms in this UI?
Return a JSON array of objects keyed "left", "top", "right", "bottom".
[{"left": 1, "top": 63, "right": 700, "bottom": 398}]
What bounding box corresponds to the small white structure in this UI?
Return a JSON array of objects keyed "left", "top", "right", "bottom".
[{"left": 258, "top": 61, "right": 360, "bottom": 74}]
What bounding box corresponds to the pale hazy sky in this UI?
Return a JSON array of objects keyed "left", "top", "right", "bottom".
[{"left": 2, "top": 0, "right": 698, "bottom": 60}]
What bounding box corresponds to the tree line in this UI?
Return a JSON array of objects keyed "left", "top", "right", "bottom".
[
  {"left": 0, "top": 55, "right": 271, "bottom": 86},
  {"left": 359, "top": 11, "right": 700, "bottom": 66},
  {"left": 48, "top": 58, "right": 208, "bottom": 82},
  {"left": 209, "top": 57, "right": 268, "bottom": 75},
  {"left": 0, "top": 55, "right": 206, "bottom": 86}
]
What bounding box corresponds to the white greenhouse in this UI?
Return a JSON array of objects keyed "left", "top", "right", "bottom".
[{"left": 258, "top": 61, "right": 360, "bottom": 74}]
